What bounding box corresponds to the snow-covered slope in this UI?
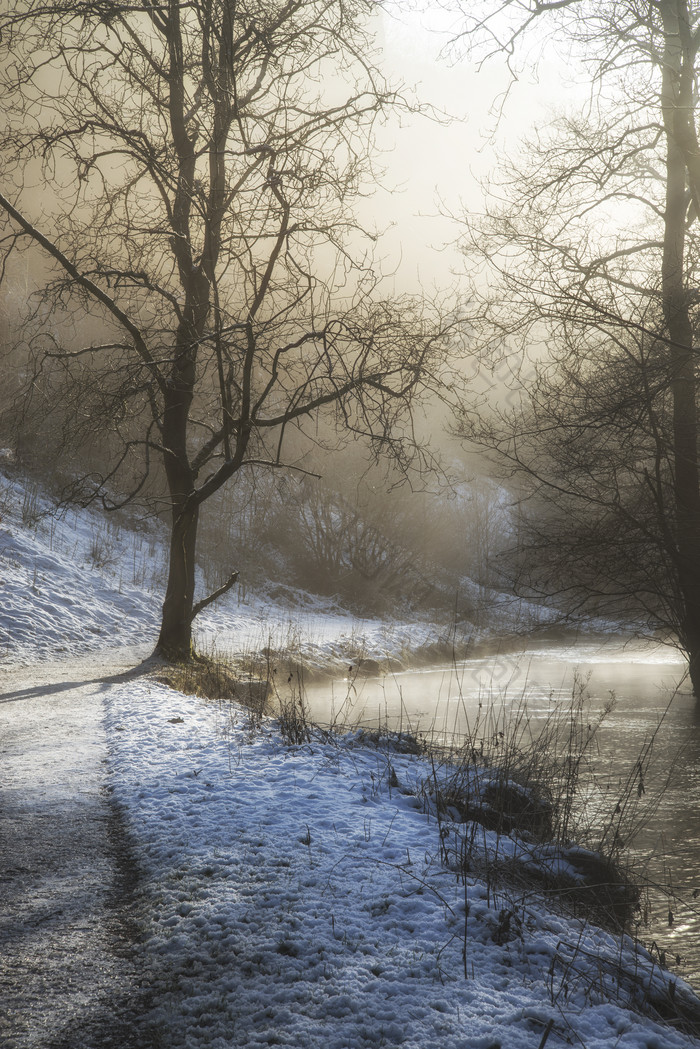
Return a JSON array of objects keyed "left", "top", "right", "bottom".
[
  {"left": 0, "top": 474, "right": 162, "bottom": 660},
  {"left": 0, "top": 472, "right": 458, "bottom": 669}
]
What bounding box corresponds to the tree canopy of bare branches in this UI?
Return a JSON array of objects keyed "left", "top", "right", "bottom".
[
  {"left": 0, "top": 0, "right": 459, "bottom": 659},
  {"left": 450, "top": 0, "right": 700, "bottom": 692}
]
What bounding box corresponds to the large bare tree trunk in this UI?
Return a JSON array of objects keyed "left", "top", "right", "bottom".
[
  {"left": 155, "top": 322, "right": 201, "bottom": 661},
  {"left": 157, "top": 500, "right": 199, "bottom": 661},
  {"left": 661, "top": 3, "right": 700, "bottom": 694}
]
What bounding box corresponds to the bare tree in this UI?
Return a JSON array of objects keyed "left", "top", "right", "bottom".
[
  {"left": 0, "top": 0, "right": 457, "bottom": 660},
  {"left": 447, "top": 0, "right": 700, "bottom": 692}
]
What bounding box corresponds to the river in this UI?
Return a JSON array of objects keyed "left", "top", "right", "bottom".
[{"left": 303, "top": 639, "right": 700, "bottom": 987}]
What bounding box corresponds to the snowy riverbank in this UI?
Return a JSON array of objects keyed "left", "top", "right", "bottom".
[
  {"left": 3, "top": 472, "right": 700, "bottom": 1047},
  {"left": 0, "top": 473, "right": 447, "bottom": 671},
  {"left": 105, "top": 676, "right": 700, "bottom": 1049}
]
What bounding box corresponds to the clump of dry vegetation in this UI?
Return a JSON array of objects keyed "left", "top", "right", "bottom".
[{"left": 155, "top": 656, "right": 271, "bottom": 716}]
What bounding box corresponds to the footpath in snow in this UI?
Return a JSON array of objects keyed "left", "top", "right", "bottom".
[
  {"left": 2, "top": 473, "right": 700, "bottom": 1048},
  {"left": 0, "top": 650, "right": 151, "bottom": 1047}
]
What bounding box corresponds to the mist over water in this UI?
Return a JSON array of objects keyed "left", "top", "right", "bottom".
[{"left": 305, "top": 640, "right": 700, "bottom": 984}]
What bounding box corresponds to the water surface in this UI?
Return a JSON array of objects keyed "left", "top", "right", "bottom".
[{"left": 305, "top": 640, "right": 700, "bottom": 985}]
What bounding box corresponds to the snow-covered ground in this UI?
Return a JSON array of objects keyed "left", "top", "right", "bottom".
[
  {"left": 107, "top": 678, "right": 700, "bottom": 1049},
  {"left": 3, "top": 471, "right": 700, "bottom": 1047},
  {"left": 0, "top": 472, "right": 463, "bottom": 671}
]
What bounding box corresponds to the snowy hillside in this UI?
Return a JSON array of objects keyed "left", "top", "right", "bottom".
[
  {"left": 0, "top": 472, "right": 459, "bottom": 670},
  {"left": 0, "top": 474, "right": 162, "bottom": 660}
]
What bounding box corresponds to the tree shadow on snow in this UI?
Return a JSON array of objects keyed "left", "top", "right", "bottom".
[{"left": 0, "top": 656, "right": 160, "bottom": 704}]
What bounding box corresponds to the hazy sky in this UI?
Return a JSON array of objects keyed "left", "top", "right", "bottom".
[{"left": 371, "top": 4, "right": 579, "bottom": 293}]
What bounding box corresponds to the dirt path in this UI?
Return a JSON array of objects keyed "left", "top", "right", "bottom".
[{"left": 0, "top": 647, "right": 155, "bottom": 1048}]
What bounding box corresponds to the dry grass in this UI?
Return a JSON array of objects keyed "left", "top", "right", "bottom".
[
  {"left": 155, "top": 655, "right": 271, "bottom": 716},
  {"left": 413, "top": 675, "right": 658, "bottom": 934}
]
